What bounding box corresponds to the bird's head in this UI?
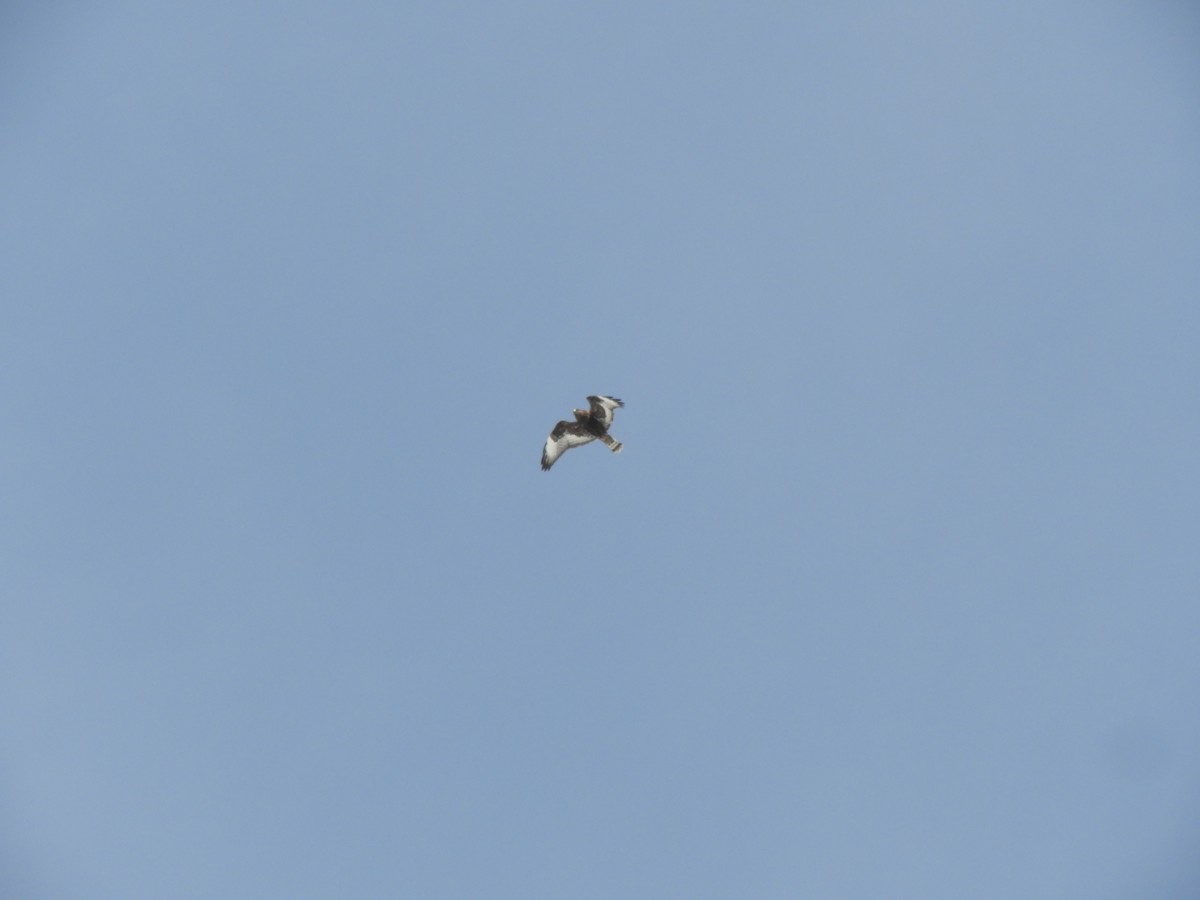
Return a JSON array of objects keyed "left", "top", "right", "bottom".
[{"left": 573, "top": 408, "right": 590, "bottom": 422}]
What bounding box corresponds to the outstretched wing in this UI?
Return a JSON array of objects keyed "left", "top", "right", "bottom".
[
  {"left": 586, "top": 395, "right": 624, "bottom": 430},
  {"left": 541, "top": 421, "right": 596, "bottom": 470}
]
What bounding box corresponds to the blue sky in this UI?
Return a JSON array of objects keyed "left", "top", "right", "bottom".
[{"left": 3, "top": 2, "right": 1199, "bottom": 897}]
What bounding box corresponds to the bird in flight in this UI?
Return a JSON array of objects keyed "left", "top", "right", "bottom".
[{"left": 541, "top": 395, "right": 625, "bottom": 471}]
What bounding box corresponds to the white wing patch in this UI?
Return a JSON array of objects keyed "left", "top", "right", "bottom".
[
  {"left": 586, "top": 395, "right": 624, "bottom": 429},
  {"left": 541, "top": 425, "right": 596, "bottom": 470}
]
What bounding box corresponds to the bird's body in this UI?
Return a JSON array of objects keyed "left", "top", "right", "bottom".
[{"left": 541, "top": 395, "right": 625, "bottom": 470}]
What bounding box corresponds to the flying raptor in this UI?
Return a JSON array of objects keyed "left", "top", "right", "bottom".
[{"left": 541, "top": 395, "right": 625, "bottom": 471}]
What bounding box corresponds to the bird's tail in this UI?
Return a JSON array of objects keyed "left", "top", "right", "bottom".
[{"left": 601, "top": 435, "right": 623, "bottom": 453}]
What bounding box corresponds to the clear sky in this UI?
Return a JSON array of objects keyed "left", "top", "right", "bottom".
[{"left": 3, "top": 3, "right": 1199, "bottom": 898}]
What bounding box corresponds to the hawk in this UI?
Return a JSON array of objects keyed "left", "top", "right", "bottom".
[{"left": 541, "top": 395, "right": 625, "bottom": 471}]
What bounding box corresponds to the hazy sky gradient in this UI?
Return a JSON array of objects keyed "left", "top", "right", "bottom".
[{"left": 3, "top": 3, "right": 1199, "bottom": 897}]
